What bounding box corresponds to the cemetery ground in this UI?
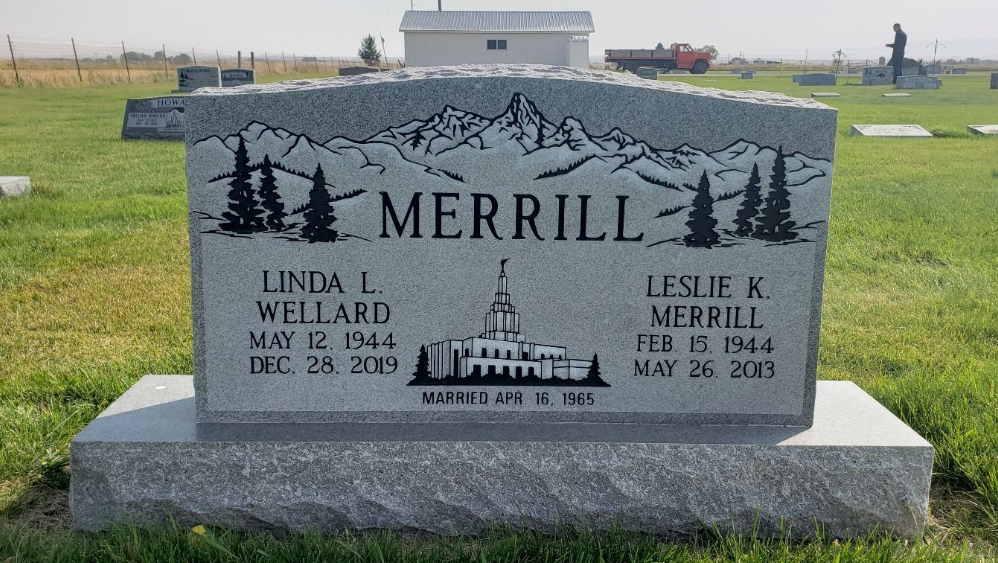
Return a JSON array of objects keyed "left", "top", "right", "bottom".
[{"left": 0, "top": 72, "right": 995, "bottom": 562}]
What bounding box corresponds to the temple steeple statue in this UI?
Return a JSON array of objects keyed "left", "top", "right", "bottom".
[{"left": 481, "top": 260, "right": 525, "bottom": 343}]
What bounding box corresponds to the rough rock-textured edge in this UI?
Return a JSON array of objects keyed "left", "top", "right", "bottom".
[
  {"left": 192, "top": 64, "right": 831, "bottom": 110},
  {"left": 0, "top": 176, "right": 31, "bottom": 197},
  {"left": 71, "top": 376, "right": 933, "bottom": 538}
]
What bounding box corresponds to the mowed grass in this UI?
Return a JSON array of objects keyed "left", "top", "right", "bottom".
[{"left": 0, "top": 73, "right": 996, "bottom": 561}]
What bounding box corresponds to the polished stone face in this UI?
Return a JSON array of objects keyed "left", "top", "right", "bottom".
[
  {"left": 185, "top": 65, "right": 836, "bottom": 426},
  {"left": 121, "top": 96, "right": 186, "bottom": 141},
  {"left": 176, "top": 65, "right": 221, "bottom": 92},
  {"left": 221, "top": 69, "right": 256, "bottom": 87}
]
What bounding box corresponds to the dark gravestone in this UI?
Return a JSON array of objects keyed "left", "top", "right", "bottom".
[
  {"left": 174, "top": 65, "right": 221, "bottom": 93},
  {"left": 339, "top": 66, "right": 380, "bottom": 76},
  {"left": 793, "top": 74, "right": 836, "bottom": 86},
  {"left": 121, "top": 96, "right": 186, "bottom": 141},
  {"left": 991, "top": 73, "right": 998, "bottom": 89},
  {"left": 221, "top": 69, "right": 256, "bottom": 87}
]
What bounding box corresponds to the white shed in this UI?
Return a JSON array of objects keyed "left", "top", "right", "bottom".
[{"left": 400, "top": 11, "right": 594, "bottom": 68}]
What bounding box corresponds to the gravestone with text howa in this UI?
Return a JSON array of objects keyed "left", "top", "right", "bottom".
[
  {"left": 187, "top": 67, "right": 836, "bottom": 426},
  {"left": 71, "top": 66, "right": 933, "bottom": 538},
  {"left": 121, "top": 96, "right": 186, "bottom": 140}
]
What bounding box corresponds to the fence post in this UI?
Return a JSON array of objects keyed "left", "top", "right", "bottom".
[
  {"left": 71, "top": 37, "right": 83, "bottom": 83},
  {"left": 237, "top": 50, "right": 241, "bottom": 69},
  {"left": 293, "top": 53, "right": 297, "bottom": 71},
  {"left": 282, "top": 52, "right": 287, "bottom": 72},
  {"left": 265, "top": 51, "right": 272, "bottom": 73},
  {"left": 6, "top": 35, "right": 19, "bottom": 84},
  {"left": 322, "top": 56, "right": 327, "bottom": 70},
  {"left": 216, "top": 50, "right": 221, "bottom": 67},
  {"left": 121, "top": 41, "right": 131, "bottom": 82},
  {"left": 162, "top": 44, "right": 169, "bottom": 76},
  {"left": 250, "top": 51, "right": 254, "bottom": 70},
  {"left": 192, "top": 48, "right": 197, "bottom": 65}
]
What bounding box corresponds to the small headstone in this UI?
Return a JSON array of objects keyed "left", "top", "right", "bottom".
[
  {"left": 793, "top": 74, "right": 836, "bottom": 86},
  {"left": 862, "top": 66, "right": 894, "bottom": 86},
  {"left": 851, "top": 124, "right": 932, "bottom": 137},
  {"left": 968, "top": 125, "right": 998, "bottom": 136},
  {"left": 0, "top": 176, "right": 31, "bottom": 197},
  {"left": 952, "top": 68, "right": 967, "bottom": 75},
  {"left": 668, "top": 69, "right": 689, "bottom": 75},
  {"left": 811, "top": 92, "right": 840, "bottom": 98},
  {"left": 634, "top": 67, "right": 659, "bottom": 80},
  {"left": 990, "top": 73, "right": 997, "bottom": 89},
  {"left": 173, "top": 65, "right": 221, "bottom": 93},
  {"left": 339, "top": 66, "right": 380, "bottom": 76},
  {"left": 740, "top": 71, "right": 754, "bottom": 79},
  {"left": 121, "top": 96, "right": 186, "bottom": 141},
  {"left": 882, "top": 92, "right": 911, "bottom": 98},
  {"left": 924, "top": 64, "right": 942, "bottom": 75},
  {"left": 221, "top": 69, "right": 256, "bottom": 87},
  {"left": 847, "top": 68, "right": 859, "bottom": 75},
  {"left": 730, "top": 68, "right": 741, "bottom": 74},
  {"left": 895, "top": 75, "right": 941, "bottom": 89},
  {"left": 70, "top": 65, "right": 933, "bottom": 540}
]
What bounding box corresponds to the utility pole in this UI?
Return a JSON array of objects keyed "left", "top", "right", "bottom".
[
  {"left": 121, "top": 41, "right": 130, "bottom": 82},
  {"left": 927, "top": 39, "right": 946, "bottom": 73},
  {"left": 380, "top": 34, "right": 387, "bottom": 69},
  {"left": 163, "top": 44, "right": 168, "bottom": 76},
  {"left": 438, "top": 0, "right": 441, "bottom": 10},
  {"left": 216, "top": 50, "right": 221, "bottom": 67},
  {"left": 8, "top": 35, "right": 20, "bottom": 84},
  {"left": 833, "top": 49, "right": 846, "bottom": 73},
  {"left": 71, "top": 37, "right": 83, "bottom": 83}
]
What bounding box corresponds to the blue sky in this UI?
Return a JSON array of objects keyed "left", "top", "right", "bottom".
[{"left": 3, "top": 0, "right": 997, "bottom": 60}]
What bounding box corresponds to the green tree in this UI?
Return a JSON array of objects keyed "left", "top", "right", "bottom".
[
  {"left": 358, "top": 35, "right": 382, "bottom": 65},
  {"left": 699, "top": 45, "right": 719, "bottom": 61},
  {"left": 683, "top": 171, "right": 720, "bottom": 248},
  {"left": 655, "top": 42, "right": 666, "bottom": 50},
  {"left": 300, "top": 164, "right": 339, "bottom": 243},
  {"left": 219, "top": 137, "right": 265, "bottom": 234},
  {"left": 257, "top": 155, "right": 286, "bottom": 231},
  {"left": 734, "top": 163, "right": 763, "bottom": 237},
  {"left": 754, "top": 147, "right": 798, "bottom": 242}
]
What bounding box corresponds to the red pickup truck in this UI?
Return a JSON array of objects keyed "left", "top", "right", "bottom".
[{"left": 605, "top": 44, "right": 712, "bottom": 74}]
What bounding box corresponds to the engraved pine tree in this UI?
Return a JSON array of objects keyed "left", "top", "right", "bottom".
[
  {"left": 733, "top": 163, "right": 763, "bottom": 237},
  {"left": 219, "top": 137, "right": 266, "bottom": 234},
  {"left": 753, "top": 146, "right": 798, "bottom": 242},
  {"left": 584, "top": 353, "right": 610, "bottom": 387},
  {"left": 683, "top": 171, "right": 720, "bottom": 248},
  {"left": 408, "top": 345, "right": 433, "bottom": 385},
  {"left": 299, "top": 164, "right": 339, "bottom": 243},
  {"left": 257, "top": 155, "right": 287, "bottom": 231}
]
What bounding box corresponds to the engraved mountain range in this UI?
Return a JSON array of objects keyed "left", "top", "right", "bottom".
[{"left": 192, "top": 93, "right": 831, "bottom": 247}]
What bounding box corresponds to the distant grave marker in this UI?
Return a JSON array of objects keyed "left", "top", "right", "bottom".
[
  {"left": 339, "top": 66, "right": 380, "bottom": 76},
  {"left": 811, "top": 92, "right": 840, "bottom": 98},
  {"left": 221, "top": 69, "right": 256, "bottom": 87},
  {"left": 882, "top": 93, "right": 911, "bottom": 98},
  {"left": 0, "top": 176, "right": 31, "bottom": 197},
  {"left": 968, "top": 125, "right": 998, "bottom": 136},
  {"left": 173, "top": 65, "right": 221, "bottom": 93},
  {"left": 991, "top": 73, "right": 997, "bottom": 89},
  {"left": 896, "top": 75, "right": 941, "bottom": 89},
  {"left": 862, "top": 66, "right": 893, "bottom": 86},
  {"left": 851, "top": 124, "right": 932, "bottom": 137},
  {"left": 121, "top": 96, "right": 186, "bottom": 141},
  {"left": 793, "top": 74, "right": 836, "bottom": 86}
]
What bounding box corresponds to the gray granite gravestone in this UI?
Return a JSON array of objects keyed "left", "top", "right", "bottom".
[
  {"left": 952, "top": 68, "right": 967, "bottom": 75},
  {"left": 811, "top": 92, "right": 840, "bottom": 98},
  {"left": 635, "top": 67, "right": 658, "bottom": 80},
  {"left": 896, "top": 75, "right": 941, "bottom": 89},
  {"left": 173, "top": 65, "right": 221, "bottom": 92},
  {"left": 968, "top": 125, "right": 998, "bottom": 136},
  {"left": 851, "top": 124, "right": 932, "bottom": 137},
  {"left": 862, "top": 66, "right": 894, "bottom": 86},
  {"left": 0, "top": 176, "right": 31, "bottom": 197},
  {"left": 221, "top": 68, "right": 256, "bottom": 87},
  {"left": 70, "top": 65, "right": 933, "bottom": 538},
  {"left": 730, "top": 68, "right": 741, "bottom": 74},
  {"left": 793, "top": 74, "right": 836, "bottom": 86},
  {"left": 121, "top": 96, "right": 186, "bottom": 140},
  {"left": 882, "top": 92, "right": 912, "bottom": 98},
  {"left": 991, "top": 73, "right": 998, "bottom": 89},
  {"left": 740, "top": 71, "right": 754, "bottom": 79}
]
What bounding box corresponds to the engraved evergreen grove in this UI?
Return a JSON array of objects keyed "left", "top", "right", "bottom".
[{"left": 193, "top": 93, "right": 830, "bottom": 249}]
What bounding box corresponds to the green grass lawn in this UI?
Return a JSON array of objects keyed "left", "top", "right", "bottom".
[{"left": 1, "top": 73, "right": 996, "bottom": 562}]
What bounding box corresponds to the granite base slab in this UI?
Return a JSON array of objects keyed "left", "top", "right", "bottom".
[{"left": 71, "top": 376, "right": 933, "bottom": 538}]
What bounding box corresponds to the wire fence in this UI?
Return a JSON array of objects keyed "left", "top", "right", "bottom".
[{"left": 0, "top": 35, "right": 404, "bottom": 88}]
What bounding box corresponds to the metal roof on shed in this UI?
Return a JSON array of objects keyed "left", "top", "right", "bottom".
[{"left": 399, "top": 11, "right": 595, "bottom": 33}]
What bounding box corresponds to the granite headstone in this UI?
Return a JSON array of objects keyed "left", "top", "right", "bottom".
[
  {"left": 862, "top": 66, "right": 893, "bottom": 86},
  {"left": 967, "top": 125, "right": 998, "bottom": 136},
  {"left": 991, "top": 72, "right": 997, "bottom": 89},
  {"left": 0, "top": 176, "right": 31, "bottom": 197},
  {"left": 793, "top": 74, "right": 836, "bottom": 86},
  {"left": 895, "top": 75, "right": 941, "bottom": 89},
  {"left": 952, "top": 68, "right": 967, "bottom": 75},
  {"left": 339, "top": 66, "right": 380, "bottom": 76},
  {"left": 70, "top": 66, "right": 933, "bottom": 539},
  {"left": 634, "top": 67, "right": 658, "bottom": 80},
  {"left": 174, "top": 65, "right": 221, "bottom": 93},
  {"left": 221, "top": 68, "right": 256, "bottom": 87},
  {"left": 121, "top": 96, "right": 186, "bottom": 140},
  {"left": 850, "top": 124, "right": 932, "bottom": 137}
]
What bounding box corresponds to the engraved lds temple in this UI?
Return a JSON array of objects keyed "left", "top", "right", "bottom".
[{"left": 427, "top": 261, "right": 593, "bottom": 382}]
